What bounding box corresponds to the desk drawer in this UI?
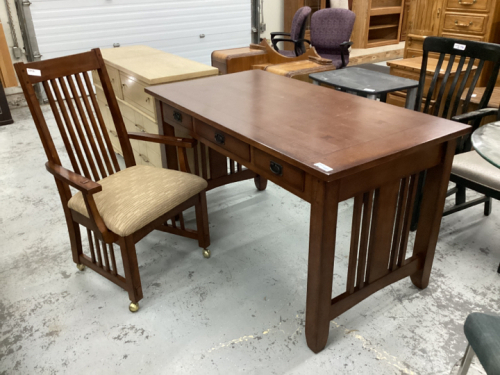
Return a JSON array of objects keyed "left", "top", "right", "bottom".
[
  {"left": 253, "top": 149, "right": 305, "bottom": 192},
  {"left": 446, "top": 0, "right": 489, "bottom": 12},
  {"left": 162, "top": 103, "right": 192, "bottom": 130},
  {"left": 120, "top": 73, "right": 155, "bottom": 117},
  {"left": 442, "top": 13, "right": 487, "bottom": 34},
  {"left": 194, "top": 119, "right": 250, "bottom": 162}
]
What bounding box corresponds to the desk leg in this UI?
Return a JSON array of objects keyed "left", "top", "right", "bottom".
[
  {"left": 305, "top": 179, "right": 340, "bottom": 353},
  {"left": 411, "top": 139, "right": 456, "bottom": 289},
  {"left": 155, "top": 99, "right": 179, "bottom": 170},
  {"left": 405, "top": 88, "right": 418, "bottom": 110},
  {"left": 366, "top": 94, "right": 377, "bottom": 100}
]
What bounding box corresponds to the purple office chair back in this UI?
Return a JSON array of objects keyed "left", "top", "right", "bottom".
[
  {"left": 310, "top": 8, "right": 356, "bottom": 68},
  {"left": 290, "top": 6, "right": 312, "bottom": 41}
]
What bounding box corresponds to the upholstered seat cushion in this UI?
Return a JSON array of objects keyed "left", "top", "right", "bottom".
[
  {"left": 452, "top": 151, "right": 500, "bottom": 192},
  {"left": 464, "top": 312, "right": 500, "bottom": 375},
  {"left": 68, "top": 165, "right": 207, "bottom": 237}
]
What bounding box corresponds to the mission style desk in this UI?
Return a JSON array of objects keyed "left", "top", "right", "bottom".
[{"left": 146, "top": 70, "right": 470, "bottom": 353}]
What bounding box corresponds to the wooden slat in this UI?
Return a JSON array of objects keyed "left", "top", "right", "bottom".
[
  {"left": 57, "top": 76, "right": 99, "bottom": 180},
  {"left": 451, "top": 58, "right": 476, "bottom": 118},
  {"left": 94, "top": 235, "right": 103, "bottom": 268},
  {"left": 75, "top": 73, "right": 115, "bottom": 176},
  {"left": 193, "top": 144, "right": 200, "bottom": 176},
  {"left": 389, "top": 177, "right": 410, "bottom": 271},
  {"left": 83, "top": 71, "right": 120, "bottom": 172},
  {"left": 108, "top": 243, "right": 118, "bottom": 276},
  {"left": 398, "top": 174, "right": 419, "bottom": 267},
  {"left": 43, "top": 80, "right": 81, "bottom": 175},
  {"left": 443, "top": 56, "right": 466, "bottom": 119},
  {"left": 346, "top": 195, "right": 363, "bottom": 294},
  {"left": 356, "top": 191, "right": 373, "bottom": 289},
  {"left": 87, "top": 228, "right": 96, "bottom": 264},
  {"left": 208, "top": 148, "right": 227, "bottom": 179},
  {"left": 179, "top": 213, "right": 185, "bottom": 230},
  {"left": 201, "top": 143, "right": 208, "bottom": 180},
  {"left": 461, "top": 60, "right": 485, "bottom": 115},
  {"left": 424, "top": 53, "right": 445, "bottom": 114},
  {"left": 229, "top": 158, "right": 235, "bottom": 174},
  {"left": 50, "top": 78, "right": 92, "bottom": 179},
  {"left": 102, "top": 240, "right": 111, "bottom": 272},
  {"left": 433, "top": 55, "right": 456, "bottom": 117},
  {"left": 67, "top": 74, "right": 107, "bottom": 179},
  {"left": 365, "top": 180, "right": 401, "bottom": 283}
]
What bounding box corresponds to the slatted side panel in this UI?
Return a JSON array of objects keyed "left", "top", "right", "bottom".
[
  {"left": 86, "top": 229, "right": 122, "bottom": 277},
  {"left": 29, "top": 0, "right": 251, "bottom": 65},
  {"left": 345, "top": 174, "right": 419, "bottom": 294}
]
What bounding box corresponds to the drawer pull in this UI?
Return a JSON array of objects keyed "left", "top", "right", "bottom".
[
  {"left": 455, "top": 20, "right": 473, "bottom": 27},
  {"left": 146, "top": 97, "right": 151, "bottom": 103},
  {"left": 173, "top": 111, "right": 183, "bottom": 122},
  {"left": 214, "top": 133, "right": 225, "bottom": 145},
  {"left": 459, "top": 0, "right": 476, "bottom": 4},
  {"left": 110, "top": 130, "right": 118, "bottom": 138},
  {"left": 140, "top": 154, "right": 149, "bottom": 163},
  {"left": 135, "top": 124, "right": 145, "bottom": 132},
  {"left": 270, "top": 161, "right": 283, "bottom": 176}
]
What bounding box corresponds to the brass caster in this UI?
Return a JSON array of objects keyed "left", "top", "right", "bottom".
[
  {"left": 203, "top": 249, "right": 211, "bottom": 259},
  {"left": 76, "top": 264, "right": 86, "bottom": 271},
  {"left": 129, "top": 302, "right": 140, "bottom": 313}
]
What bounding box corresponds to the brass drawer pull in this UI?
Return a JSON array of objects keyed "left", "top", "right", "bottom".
[
  {"left": 270, "top": 161, "right": 283, "bottom": 176},
  {"left": 110, "top": 130, "right": 118, "bottom": 137},
  {"left": 146, "top": 97, "right": 151, "bottom": 103},
  {"left": 455, "top": 21, "right": 473, "bottom": 27},
  {"left": 214, "top": 133, "right": 225, "bottom": 145},
  {"left": 140, "top": 154, "right": 149, "bottom": 163},
  {"left": 173, "top": 111, "right": 183, "bottom": 122},
  {"left": 459, "top": 0, "right": 476, "bottom": 4}
]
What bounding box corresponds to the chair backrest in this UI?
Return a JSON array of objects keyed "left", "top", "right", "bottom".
[
  {"left": 310, "top": 8, "right": 355, "bottom": 56},
  {"left": 14, "top": 49, "right": 135, "bottom": 182},
  {"left": 415, "top": 37, "right": 500, "bottom": 121},
  {"left": 290, "top": 6, "right": 311, "bottom": 41}
]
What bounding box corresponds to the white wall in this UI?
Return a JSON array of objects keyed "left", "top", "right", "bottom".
[{"left": 261, "top": 0, "right": 284, "bottom": 41}]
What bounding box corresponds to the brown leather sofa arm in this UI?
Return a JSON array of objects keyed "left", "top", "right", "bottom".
[
  {"left": 128, "top": 132, "right": 197, "bottom": 148},
  {"left": 45, "top": 162, "right": 102, "bottom": 194}
]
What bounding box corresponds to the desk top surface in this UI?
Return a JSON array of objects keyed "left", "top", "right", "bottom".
[
  {"left": 310, "top": 67, "right": 419, "bottom": 94},
  {"left": 101, "top": 46, "right": 218, "bottom": 85},
  {"left": 147, "top": 70, "right": 470, "bottom": 181}
]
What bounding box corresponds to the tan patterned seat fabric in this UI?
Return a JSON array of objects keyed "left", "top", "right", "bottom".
[
  {"left": 452, "top": 151, "right": 500, "bottom": 192},
  {"left": 68, "top": 165, "right": 207, "bottom": 237}
]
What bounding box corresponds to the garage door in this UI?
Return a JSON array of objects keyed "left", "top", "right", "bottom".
[{"left": 28, "top": 0, "right": 251, "bottom": 65}]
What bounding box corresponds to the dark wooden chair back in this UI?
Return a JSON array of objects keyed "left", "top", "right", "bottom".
[
  {"left": 415, "top": 37, "right": 500, "bottom": 121},
  {"left": 14, "top": 49, "right": 135, "bottom": 182}
]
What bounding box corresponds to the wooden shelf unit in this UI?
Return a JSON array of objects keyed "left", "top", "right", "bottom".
[{"left": 352, "top": 0, "right": 404, "bottom": 48}]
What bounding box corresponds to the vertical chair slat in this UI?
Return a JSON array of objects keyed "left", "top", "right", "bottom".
[
  {"left": 67, "top": 74, "right": 108, "bottom": 179},
  {"left": 171, "top": 218, "right": 177, "bottom": 228},
  {"left": 237, "top": 162, "right": 242, "bottom": 173},
  {"left": 451, "top": 58, "right": 476, "bottom": 119},
  {"left": 346, "top": 194, "right": 362, "bottom": 294},
  {"left": 83, "top": 71, "right": 121, "bottom": 172},
  {"left": 201, "top": 143, "right": 208, "bottom": 180},
  {"left": 75, "top": 73, "right": 115, "bottom": 176},
  {"left": 50, "top": 78, "right": 92, "bottom": 179},
  {"left": 57, "top": 76, "right": 100, "bottom": 181},
  {"left": 193, "top": 144, "right": 200, "bottom": 177},
  {"left": 442, "top": 56, "right": 466, "bottom": 119},
  {"left": 102, "top": 241, "right": 111, "bottom": 272},
  {"left": 229, "top": 159, "right": 235, "bottom": 174},
  {"left": 356, "top": 191, "right": 373, "bottom": 289},
  {"left": 389, "top": 177, "right": 410, "bottom": 271},
  {"left": 42, "top": 81, "right": 81, "bottom": 175},
  {"left": 87, "top": 228, "right": 96, "bottom": 264},
  {"left": 109, "top": 244, "right": 118, "bottom": 276},
  {"left": 461, "top": 60, "right": 485, "bottom": 115},
  {"left": 424, "top": 53, "right": 445, "bottom": 114},
  {"left": 415, "top": 51, "right": 429, "bottom": 112},
  {"left": 433, "top": 55, "right": 456, "bottom": 117},
  {"left": 398, "top": 174, "right": 419, "bottom": 267},
  {"left": 94, "top": 235, "right": 103, "bottom": 268},
  {"left": 179, "top": 213, "right": 185, "bottom": 230}
]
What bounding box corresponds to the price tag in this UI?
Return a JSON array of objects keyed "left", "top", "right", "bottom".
[
  {"left": 363, "top": 88, "right": 375, "bottom": 92},
  {"left": 27, "top": 68, "right": 41, "bottom": 77},
  {"left": 314, "top": 163, "right": 333, "bottom": 172},
  {"left": 454, "top": 43, "right": 466, "bottom": 51}
]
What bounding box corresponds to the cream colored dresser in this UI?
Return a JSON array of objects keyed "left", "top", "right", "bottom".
[{"left": 92, "top": 46, "right": 218, "bottom": 168}]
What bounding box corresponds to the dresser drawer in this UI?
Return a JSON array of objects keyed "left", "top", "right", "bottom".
[
  {"left": 120, "top": 73, "right": 155, "bottom": 117},
  {"left": 194, "top": 119, "right": 250, "bottom": 162},
  {"left": 107, "top": 66, "right": 124, "bottom": 100},
  {"left": 442, "top": 13, "right": 487, "bottom": 34},
  {"left": 108, "top": 128, "right": 123, "bottom": 155},
  {"left": 446, "top": 0, "right": 489, "bottom": 12},
  {"left": 117, "top": 99, "right": 136, "bottom": 123},
  {"left": 162, "top": 103, "right": 193, "bottom": 130},
  {"left": 253, "top": 149, "right": 305, "bottom": 192},
  {"left": 441, "top": 32, "right": 484, "bottom": 42}
]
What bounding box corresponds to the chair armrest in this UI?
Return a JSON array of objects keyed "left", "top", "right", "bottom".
[
  {"left": 339, "top": 41, "right": 353, "bottom": 69},
  {"left": 128, "top": 132, "right": 197, "bottom": 148},
  {"left": 340, "top": 41, "right": 353, "bottom": 49},
  {"left": 271, "top": 32, "right": 290, "bottom": 39},
  {"left": 46, "top": 162, "right": 102, "bottom": 195},
  {"left": 272, "top": 38, "right": 311, "bottom": 54},
  {"left": 452, "top": 108, "right": 499, "bottom": 124}
]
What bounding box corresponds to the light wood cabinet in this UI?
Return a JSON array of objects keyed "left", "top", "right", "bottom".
[{"left": 92, "top": 46, "right": 218, "bottom": 169}]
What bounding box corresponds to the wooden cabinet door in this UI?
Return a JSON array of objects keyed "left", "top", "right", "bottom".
[{"left": 407, "top": 0, "right": 444, "bottom": 36}]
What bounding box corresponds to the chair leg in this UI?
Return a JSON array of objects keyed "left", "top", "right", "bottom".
[
  {"left": 456, "top": 185, "right": 466, "bottom": 206},
  {"left": 497, "top": 261, "right": 500, "bottom": 274},
  {"left": 118, "top": 235, "right": 143, "bottom": 312},
  {"left": 68, "top": 220, "right": 85, "bottom": 271},
  {"left": 195, "top": 191, "right": 211, "bottom": 258},
  {"left": 484, "top": 197, "right": 492, "bottom": 216},
  {"left": 457, "top": 344, "right": 474, "bottom": 375}
]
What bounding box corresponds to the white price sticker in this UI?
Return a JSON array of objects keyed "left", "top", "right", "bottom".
[
  {"left": 454, "top": 43, "right": 466, "bottom": 51},
  {"left": 27, "top": 68, "right": 41, "bottom": 77},
  {"left": 314, "top": 163, "right": 333, "bottom": 172},
  {"left": 363, "top": 88, "right": 376, "bottom": 92}
]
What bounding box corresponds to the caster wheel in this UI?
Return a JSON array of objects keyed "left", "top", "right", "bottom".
[
  {"left": 203, "top": 249, "right": 211, "bottom": 259},
  {"left": 129, "top": 302, "right": 140, "bottom": 313},
  {"left": 76, "top": 264, "right": 86, "bottom": 271}
]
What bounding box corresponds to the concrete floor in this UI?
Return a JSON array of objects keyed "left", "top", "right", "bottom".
[{"left": 1, "top": 105, "right": 499, "bottom": 375}]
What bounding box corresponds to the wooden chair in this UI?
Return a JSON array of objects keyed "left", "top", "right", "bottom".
[
  {"left": 14, "top": 49, "right": 211, "bottom": 312},
  {"left": 409, "top": 37, "right": 500, "bottom": 228}
]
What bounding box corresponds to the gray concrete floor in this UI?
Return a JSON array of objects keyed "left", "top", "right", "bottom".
[{"left": 1, "top": 105, "right": 499, "bottom": 375}]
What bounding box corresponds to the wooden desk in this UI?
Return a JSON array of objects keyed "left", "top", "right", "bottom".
[{"left": 146, "top": 70, "right": 470, "bottom": 353}]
